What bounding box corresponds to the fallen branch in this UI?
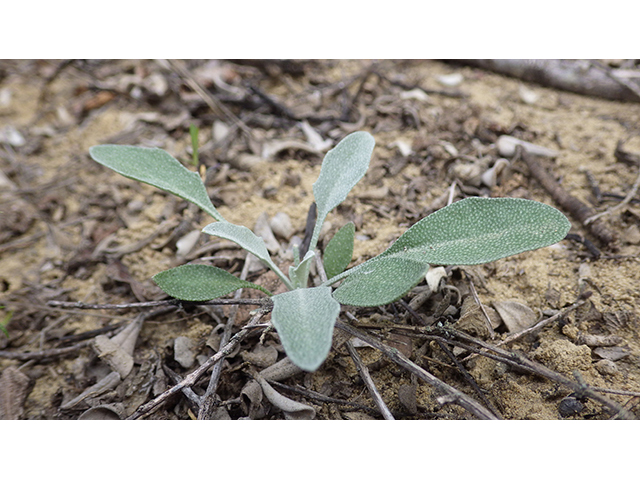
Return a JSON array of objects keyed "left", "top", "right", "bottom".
[
  {"left": 457, "top": 60, "right": 640, "bottom": 103},
  {"left": 519, "top": 147, "right": 617, "bottom": 247}
]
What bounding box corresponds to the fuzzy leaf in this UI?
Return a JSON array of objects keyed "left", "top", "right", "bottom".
[
  {"left": 288, "top": 250, "right": 315, "bottom": 289},
  {"left": 270, "top": 286, "right": 341, "bottom": 372},
  {"left": 310, "top": 132, "right": 374, "bottom": 250},
  {"left": 331, "top": 197, "right": 569, "bottom": 307},
  {"left": 332, "top": 256, "right": 429, "bottom": 307},
  {"left": 361, "top": 197, "right": 570, "bottom": 268},
  {"left": 202, "top": 222, "right": 293, "bottom": 290},
  {"left": 323, "top": 222, "right": 355, "bottom": 279},
  {"left": 203, "top": 222, "right": 271, "bottom": 263},
  {"left": 90, "top": 145, "right": 224, "bottom": 221},
  {"left": 153, "top": 264, "right": 270, "bottom": 301}
]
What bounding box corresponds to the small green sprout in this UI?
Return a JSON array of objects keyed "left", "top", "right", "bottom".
[
  {"left": 0, "top": 306, "right": 13, "bottom": 338},
  {"left": 89, "top": 132, "right": 570, "bottom": 371},
  {"left": 189, "top": 123, "right": 199, "bottom": 168}
]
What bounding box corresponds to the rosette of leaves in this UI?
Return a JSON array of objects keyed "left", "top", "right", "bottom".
[{"left": 90, "top": 132, "right": 570, "bottom": 371}]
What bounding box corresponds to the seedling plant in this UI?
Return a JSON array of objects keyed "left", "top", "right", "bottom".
[{"left": 89, "top": 132, "right": 571, "bottom": 372}]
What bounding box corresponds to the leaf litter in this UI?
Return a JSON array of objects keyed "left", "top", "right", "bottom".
[{"left": 1, "top": 59, "right": 640, "bottom": 419}]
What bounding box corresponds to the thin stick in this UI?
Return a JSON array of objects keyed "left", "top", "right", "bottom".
[
  {"left": 47, "top": 298, "right": 268, "bottom": 310},
  {"left": 198, "top": 253, "right": 252, "bottom": 419},
  {"left": 337, "top": 315, "right": 498, "bottom": 419},
  {"left": 165, "top": 59, "right": 252, "bottom": 136},
  {"left": 346, "top": 339, "right": 395, "bottom": 420},
  {"left": 434, "top": 338, "right": 501, "bottom": 418},
  {"left": 496, "top": 299, "right": 586, "bottom": 347},
  {"left": 467, "top": 277, "right": 495, "bottom": 339},
  {"left": 127, "top": 311, "right": 267, "bottom": 419},
  {"left": 519, "top": 147, "right": 616, "bottom": 246},
  {"left": 584, "top": 164, "right": 640, "bottom": 224},
  {"left": 441, "top": 327, "right": 635, "bottom": 419},
  {"left": 162, "top": 365, "right": 202, "bottom": 410},
  {"left": 0, "top": 340, "right": 92, "bottom": 361}
]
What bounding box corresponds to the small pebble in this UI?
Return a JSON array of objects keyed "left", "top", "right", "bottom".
[
  {"left": 558, "top": 396, "right": 584, "bottom": 417},
  {"left": 437, "top": 73, "right": 464, "bottom": 87},
  {"left": 595, "top": 359, "right": 619, "bottom": 376},
  {"left": 0, "top": 125, "right": 26, "bottom": 146},
  {"left": 176, "top": 230, "right": 201, "bottom": 257},
  {"left": 270, "top": 212, "right": 294, "bottom": 240},
  {"left": 254, "top": 212, "right": 280, "bottom": 254},
  {"left": 174, "top": 336, "right": 196, "bottom": 369}
]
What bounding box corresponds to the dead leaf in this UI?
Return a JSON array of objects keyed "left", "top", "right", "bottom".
[
  {"left": 493, "top": 300, "right": 538, "bottom": 333},
  {"left": 593, "top": 346, "right": 631, "bottom": 361},
  {"left": 60, "top": 371, "right": 121, "bottom": 410},
  {"left": 398, "top": 383, "right": 417, "bottom": 414},
  {"left": 256, "top": 376, "right": 316, "bottom": 420},
  {"left": 241, "top": 343, "right": 279, "bottom": 369},
  {"left": 0, "top": 366, "right": 32, "bottom": 419},
  {"left": 78, "top": 403, "right": 125, "bottom": 420}
]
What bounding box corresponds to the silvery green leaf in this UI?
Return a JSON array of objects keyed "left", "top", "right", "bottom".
[
  {"left": 331, "top": 197, "right": 569, "bottom": 307},
  {"left": 310, "top": 132, "right": 374, "bottom": 250},
  {"left": 332, "top": 256, "right": 429, "bottom": 307},
  {"left": 270, "top": 286, "right": 341, "bottom": 372},
  {"left": 202, "top": 222, "right": 293, "bottom": 289},
  {"left": 89, "top": 145, "right": 224, "bottom": 221},
  {"left": 288, "top": 250, "right": 315, "bottom": 289},
  {"left": 374, "top": 197, "right": 570, "bottom": 265},
  {"left": 203, "top": 222, "right": 271, "bottom": 262},
  {"left": 323, "top": 222, "right": 355, "bottom": 279},
  {"left": 153, "top": 264, "right": 270, "bottom": 301}
]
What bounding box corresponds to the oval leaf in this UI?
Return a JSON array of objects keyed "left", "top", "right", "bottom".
[
  {"left": 202, "top": 221, "right": 293, "bottom": 290},
  {"left": 90, "top": 145, "right": 224, "bottom": 221},
  {"left": 371, "top": 197, "right": 570, "bottom": 266},
  {"left": 153, "top": 264, "right": 270, "bottom": 301},
  {"left": 310, "top": 132, "right": 374, "bottom": 249},
  {"left": 270, "top": 286, "right": 341, "bottom": 372},
  {"left": 323, "top": 222, "right": 355, "bottom": 279},
  {"left": 332, "top": 256, "right": 428, "bottom": 307},
  {"left": 203, "top": 222, "right": 271, "bottom": 263}
]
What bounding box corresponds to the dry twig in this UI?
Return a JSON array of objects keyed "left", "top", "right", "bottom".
[
  {"left": 128, "top": 310, "right": 268, "bottom": 419},
  {"left": 346, "top": 339, "right": 395, "bottom": 420},
  {"left": 519, "top": 147, "right": 617, "bottom": 246},
  {"left": 584, "top": 164, "right": 640, "bottom": 225},
  {"left": 197, "top": 253, "right": 253, "bottom": 419},
  {"left": 337, "top": 315, "right": 498, "bottom": 419},
  {"left": 439, "top": 327, "right": 635, "bottom": 419}
]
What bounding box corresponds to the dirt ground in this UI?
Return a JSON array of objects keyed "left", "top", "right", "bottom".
[{"left": 1, "top": 59, "right": 639, "bottom": 420}]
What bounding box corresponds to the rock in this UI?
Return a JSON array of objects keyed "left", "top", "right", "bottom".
[
  {"left": 254, "top": 212, "right": 281, "bottom": 254},
  {"left": 595, "top": 359, "right": 619, "bottom": 376},
  {"left": 437, "top": 73, "right": 464, "bottom": 87},
  {"left": 270, "top": 212, "right": 294, "bottom": 240},
  {"left": 176, "top": 230, "right": 201, "bottom": 257},
  {"left": 174, "top": 336, "right": 196, "bottom": 369}
]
